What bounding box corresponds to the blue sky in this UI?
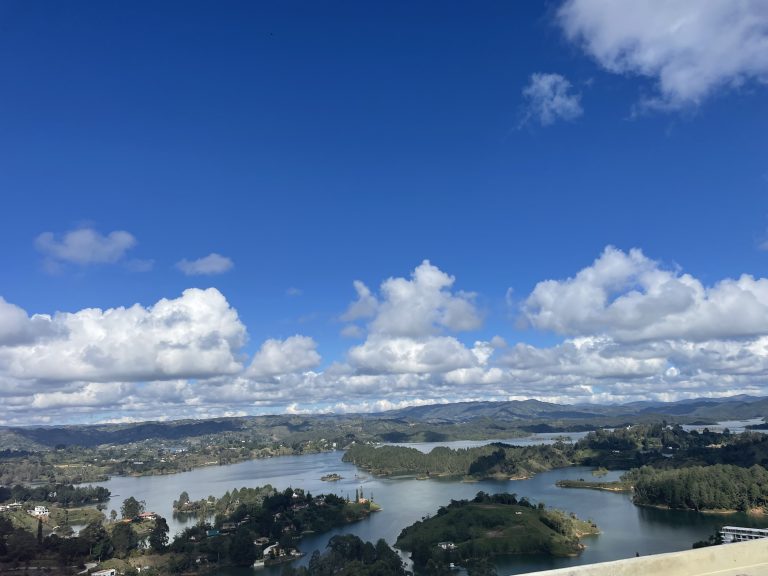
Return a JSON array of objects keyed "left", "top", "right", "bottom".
[{"left": 1, "top": 1, "right": 768, "bottom": 424}]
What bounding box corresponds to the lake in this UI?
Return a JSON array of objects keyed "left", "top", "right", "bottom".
[{"left": 95, "top": 433, "right": 768, "bottom": 575}]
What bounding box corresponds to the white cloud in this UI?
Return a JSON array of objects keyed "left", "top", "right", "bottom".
[
  {"left": 247, "top": 336, "right": 322, "bottom": 378},
  {"left": 348, "top": 336, "right": 479, "bottom": 374},
  {"left": 35, "top": 228, "right": 136, "bottom": 265},
  {"left": 8, "top": 251, "right": 768, "bottom": 423},
  {"left": 340, "top": 324, "right": 364, "bottom": 339},
  {"left": 558, "top": 0, "right": 768, "bottom": 109},
  {"left": 176, "top": 253, "right": 234, "bottom": 276},
  {"left": 523, "top": 246, "right": 768, "bottom": 342},
  {"left": 31, "top": 382, "right": 134, "bottom": 409},
  {"left": 0, "top": 297, "right": 59, "bottom": 346},
  {"left": 341, "top": 261, "right": 485, "bottom": 382},
  {"left": 521, "top": 73, "right": 583, "bottom": 126},
  {"left": 341, "top": 280, "right": 378, "bottom": 322},
  {"left": 0, "top": 288, "right": 246, "bottom": 383},
  {"left": 367, "top": 260, "right": 482, "bottom": 338}
]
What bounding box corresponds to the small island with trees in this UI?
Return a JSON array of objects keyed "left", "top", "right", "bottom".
[{"left": 395, "top": 491, "right": 599, "bottom": 574}]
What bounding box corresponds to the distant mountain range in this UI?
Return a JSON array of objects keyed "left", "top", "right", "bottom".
[
  {"left": 382, "top": 394, "right": 768, "bottom": 422},
  {"left": 1, "top": 395, "right": 765, "bottom": 451}
]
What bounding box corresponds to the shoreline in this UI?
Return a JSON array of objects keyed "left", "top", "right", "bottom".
[{"left": 635, "top": 502, "right": 766, "bottom": 515}]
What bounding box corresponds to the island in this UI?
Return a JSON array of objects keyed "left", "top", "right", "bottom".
[
  {"left": 395, "top": 492, "right": 598, "bottom": 573},
  {"left": 321, "top": 473, "right": 343, "bottom": 481},
  {"left": 342, "top": 442, "right": 575, "bottom": 480}
]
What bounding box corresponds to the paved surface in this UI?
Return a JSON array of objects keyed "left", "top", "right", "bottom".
[{"left": 516, "top": 539, "right": 768, "bottom": 576}]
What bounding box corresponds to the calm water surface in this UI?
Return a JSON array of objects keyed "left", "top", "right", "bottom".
[{"left": 95, "top": 431, "right": 768, "bottom": 575}]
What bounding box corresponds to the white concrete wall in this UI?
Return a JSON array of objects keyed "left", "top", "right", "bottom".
[{"left": 515, "top": 539, "right": 768, "bottom": 576}]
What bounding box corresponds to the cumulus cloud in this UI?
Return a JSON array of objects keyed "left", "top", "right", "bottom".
[
  {"left": 8, "top": 251, "right": 768, "bottom": 424},
  {"left": 0, "top": 288, "right": 246, "bottom": 383},
  {"left": 366, "top": 260, "right": 482, "bottom": 338},
  {"left": 247, "top": 336, "right": 322, "bottom": 378},
  {"left": 521, "top": 73, "right": 583, "bottom": 126},
  {"left": 557, "top": 0, "right": 768, "bottom": 109},
  {"left": 523, "top": 246, "right": 768, "bottom": 342},
  {"left": 0, "top": 298, "right": 59, "bottom": 346},
  {"left": 341, "top": 261, "right": 487, "bottom": 383},
  {"left": 341, "top": 280, "right": 379, "bottom": 322},
  {"left": 176, "top": 253, "right": 234, "bottom": 276},
  {"left": 35, "top": 228, "right": 136, "bottom": 266},
  {"left": 348, "top": 336, "right": 479, "bottom": 374}
]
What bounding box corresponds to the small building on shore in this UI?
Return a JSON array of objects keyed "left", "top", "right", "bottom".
[{"left": 720, "top": 526, "right": 768, "bottom": 543}]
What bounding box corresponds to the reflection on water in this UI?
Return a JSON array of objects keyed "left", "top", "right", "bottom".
[{"left": 93, "top": 430, "right": 768, "bottom": 575}]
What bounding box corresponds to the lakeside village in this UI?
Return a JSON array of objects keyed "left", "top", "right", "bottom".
[{"left": 0, "top": 481, "right": 382, "bottom": 575}]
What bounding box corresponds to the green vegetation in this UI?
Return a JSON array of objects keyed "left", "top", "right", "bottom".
[
  {"left": 173, "top": 485, "right": 276, "bottom": 519},
  {"left": 343, "top": 442, "right": 574, "bottom": 479},
  {"left": 168, "top": 486, "right": 380, "bottom": 572},
  {"left": 0, "top": 485, "right": 382, "bottom": 574},
  {"left": 395, "top": 492, "right": 598, "bottom": 575},
  {"left": 0, "top": 414, "right": 534, "bottom": 485},
  {"left": 281, "top": 534, "right": 407, "bottom": 576},
  {"left": 1, "top": 395, "right": 763, "bottom": 486},
  {"left": 555, "top": 426, "right": 768, "bottom": 512},
  {"left": 692, "top": 529, "right": 723, "bottom": 549},
  {"left": 121, "top": 496, "right": 146, "bottom": 519},
  {"left": 627, "top": 464, "right": 768, "bottom": 512},
  {"left": 0, "top": 483, "right": 110, "bottom": 506}
]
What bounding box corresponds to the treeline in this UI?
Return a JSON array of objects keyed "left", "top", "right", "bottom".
[
  {"left": 343, "top": 442, "right": 574, "bottom": 478},
  {"left": 173, "top": 485, "right": 277, "bottom": 518},
  {"left": 281, "top": 535, "right": 407, "bottom": 576},
  {"left": 576, "top": 423, "right": 727, "bottom": 452},
  {"left": 575, "top": 424, "right": 768, "bottom": 471},
  {"left": 627, "top": 464, "right": 768, "bottom": 512},
  {"left": 0, "top": 483, "right": 110, "bottom": 506},
  {"left": 0, "top": 512, "right": 169, "bottom": 570}
]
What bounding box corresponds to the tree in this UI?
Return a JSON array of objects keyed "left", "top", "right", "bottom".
[
  {"left": 174, "top": 491, "right": 190, "bottom": 510},
  {"left": 149, "top": 516, "right": 170, "bottom": 552},
  {"left": 229, "top": 526, "right": 256, "bottom": 566},
  {"left": 37, "top": 518, "right": 43, "bottom": 545},
  {"left": 110, "top": 509, "right": 117, "bottom": 522},
  {"left": 7, "top": 529, "right": 39, "bottom": 562},
  {"left": 121, "top": 496, "right": 145, "bottom": 519},
  {"left": 112, "top": 523, "right": 138, "bottom": 558},
  {"left": 80, "top": 521, "right": 113, "bottom": 561}
]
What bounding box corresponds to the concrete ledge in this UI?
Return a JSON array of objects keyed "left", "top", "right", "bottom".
[{"left": 517, "top": 539, "right": 768, "bottom": 576}]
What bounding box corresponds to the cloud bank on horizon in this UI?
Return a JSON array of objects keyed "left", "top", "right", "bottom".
[{"left": 4, "top": 247, "right": 768, "bottom": 425}]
